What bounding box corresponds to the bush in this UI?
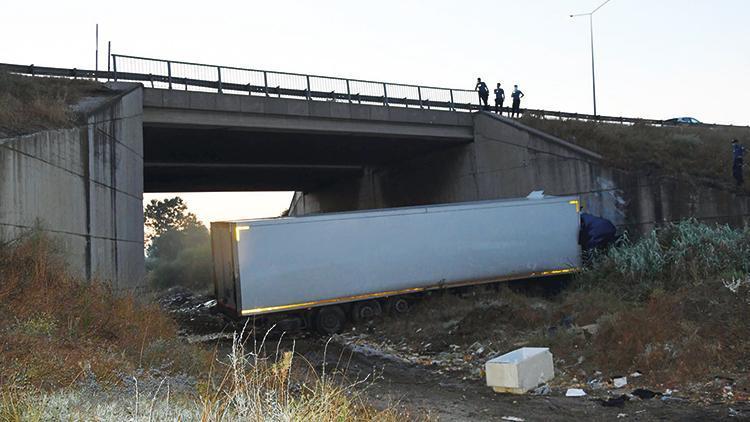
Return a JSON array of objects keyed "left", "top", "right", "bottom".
[
  {"left": 0, "top": 231, "right": 208, "bottom": 389},
  {"left": 572, "top": 220, "right": 750, "bottom": 382},
  {"left": 576, "top": 219, "right": 750, "bottom": 301},
  {"left": 145, "top": 197, "right": 213, "bottom": 291},
  {"left": 147, "top": 225, "right": 213, "bottom": 291}
]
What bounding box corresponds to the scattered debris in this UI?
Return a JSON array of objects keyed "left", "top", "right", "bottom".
[
  {"left": 631, "top": 388, "right": 660, "bottom": 400},
  {"left": 531, "top": 384, "right": 551, "bottom": 396},
  {"left": 566, "top": 388, "right": 587, "bottom": 397},
  {"left": 442, "top": 319, "right": 460, "bottom": 330},
  {"left": 617, "top": 413, "right": 627, "bottom": 419},
  {"left": 580, "top": 323, "right": 600, "bottom": 336},
  {"left": 629, "top": 371, "right": 642, "bottom": 378},
  {"left": 501, "top": 417, "right": 525, "bottom": 422},
  {"left": 588, "top": 379, "right": 606, "bottom": 390},
  {"left": 613, "top": 376, "right": 628, "bottom": 388},
  {"left": 600, "top": 395, "right": 629, "bottom": 408},
  {"left": 560, "top": 315, "right": 575, "bottom": 328}
]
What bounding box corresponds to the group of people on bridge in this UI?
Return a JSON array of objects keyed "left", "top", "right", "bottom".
[{"left": 474, "top": 78, "right": 524, "bottom": 118}]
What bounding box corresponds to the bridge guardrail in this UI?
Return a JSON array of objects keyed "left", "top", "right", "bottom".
[
  {"left": 1, "top": 60, "right": 746, "bottom": 129},
  {"left": 111, "top": 54, "right": 479, "bottom": 112}
]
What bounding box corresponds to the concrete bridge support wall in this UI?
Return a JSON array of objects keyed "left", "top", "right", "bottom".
[
  {"left": 290, "top": 112, "right": 750, "bottom": 234},
  {"left": 0, "top": 86, "right": 145, "bottom": 289},
  {"left": 290, "top": 113, "right": 623, "bottom": 227}
]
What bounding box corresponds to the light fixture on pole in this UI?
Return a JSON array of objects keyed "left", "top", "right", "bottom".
[{"left": 570, "top": 0, "right": 612, "bottom": 117}]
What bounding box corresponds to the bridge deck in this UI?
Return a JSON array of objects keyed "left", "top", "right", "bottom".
[{"left": 142, "top": 89, "right": 473, "bottom": 192}]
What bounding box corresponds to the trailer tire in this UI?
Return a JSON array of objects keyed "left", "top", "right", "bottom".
[
  {"left": 315, "top": 306, "right": 346, "bottom": 335},
  {"left": 351, "top": 300, "right": 382, "bottom": 323},
  {"left": 387, "top": 297, "right": 409, "bottom": 315}
]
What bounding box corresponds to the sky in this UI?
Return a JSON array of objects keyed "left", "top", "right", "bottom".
[{"left": 4, "top": 0, "right": 748, "bottom": 224}]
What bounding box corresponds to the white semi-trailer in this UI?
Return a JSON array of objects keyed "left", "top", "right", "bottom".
[{"left": 211, "top": 195, "right": 582, "bottom": 333}]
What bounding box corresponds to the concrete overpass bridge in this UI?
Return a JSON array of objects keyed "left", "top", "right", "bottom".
[
  {"left": 139, "top": 85, "right": 608, "bottom": 217},
  {"left": 142, "top": 89, "right": 473, "bottom": 192},
  {"left": 6, "top": 57, "right": 746, "bottom": 290}
]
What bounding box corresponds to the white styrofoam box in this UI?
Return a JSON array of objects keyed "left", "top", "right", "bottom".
[{"left": 486, "top": 347, "right": 555, "bottom": 394}]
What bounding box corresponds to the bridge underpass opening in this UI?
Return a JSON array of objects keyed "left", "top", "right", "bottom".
[
  {"left": 142, "top": 191, "right": 295, "bottom": 228},
  {"left": 142, "top": 125, "right": 469, "bottom": 193}
]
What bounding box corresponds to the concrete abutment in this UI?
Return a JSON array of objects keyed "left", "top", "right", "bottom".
[
  {"left": 0, "top": 84, "right": 145, "bottom": 289},
  {"left": 290, "top": 112, "right": 750, "bottom": 233}
]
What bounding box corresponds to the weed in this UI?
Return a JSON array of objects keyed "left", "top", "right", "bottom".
[
  {"left": 0, "top": 72, "right": 105, "bottom": 137},
  {"left": 577, "top": 219, "right": 750, "bottom": 300},
  {"left": 0, "top": 231, "right": 209, "bottom": 389},
  {"left": 520, "top": 116, "right": 750, "bottom": 190},
  {"left": 364, "top": 220, "right": 750, "bottom": 391},
  {"left": 0, "top": 231, "right": 412, "bottom": 419},
  {"left": 197, "top": 328, "right": 410, "bottom": 421}
]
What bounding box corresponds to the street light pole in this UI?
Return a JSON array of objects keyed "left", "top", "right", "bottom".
[{"left": 571, "top": 0, "right": 612, "bottom": 117}]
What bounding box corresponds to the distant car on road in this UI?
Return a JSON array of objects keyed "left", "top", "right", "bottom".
[{"left": 664, "top": 117, "right": 702, "bottom": 125}]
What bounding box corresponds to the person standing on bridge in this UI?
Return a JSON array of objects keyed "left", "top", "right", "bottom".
[
  {"left": 732, "top": 139, "right": 745, "bottom": 186},
  {"left": 494, "top": 83, "right": 505, "bottom": 115},
  {"left": 511, "top": 85, "right": 524, "bottom": 118},
  {"left": 475, "top": 78, "right": 489, "bottom": 111}
]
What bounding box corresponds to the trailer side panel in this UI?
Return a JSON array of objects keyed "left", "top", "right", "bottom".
[{"left": 230, "top": 197, "right": 580, "bottom": 315}]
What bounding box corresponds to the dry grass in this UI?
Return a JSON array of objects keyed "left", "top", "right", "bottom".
[
  {"left": 558, "top": 221, "right": 750, "bottom": 387},
  {"left": 367, "top": 221, "right": 750, "bottom": 392},
  {"left": 0, "top": 332, "right": 414, "bottom": 421},
  {"left": 196, "top": 329, "right": 412, "bottom": 421},
  {"left": 0, "top": 231, "right": 208, "bottom": 390},
  {"left": 0, "top": 232, "right": 413, "bottom": 420},
  {"left": 520, "top": 116, "right": 750, "bottom": 190},
  {"left": 0, "top": 72, "right": 106, "bottom": 137}
]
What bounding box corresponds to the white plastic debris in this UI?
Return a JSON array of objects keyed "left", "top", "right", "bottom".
[
  {"left": 486, "top": 347, "right": 555, "bottom": 394},
  {"left": 613, "top": 376, "right": 628, "bottom": 388},
  {"left": 527, "top": 190, "right": 545, "bottom": 199},
  {"left": 501, "top": 417, "right": 525, "bottom": 422},
  {"left": 617, "top": 413, "right": 627, "bottom": 419},
  {"left": 565, "top": 388, "right": 587, "bottom": 397},
  {"left": 630, "top": 371, "right": 643, "bottom": 378}
]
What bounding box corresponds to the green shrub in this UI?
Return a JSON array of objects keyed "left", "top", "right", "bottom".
[
  {"left": 147, "top": 225, "right": 212, "bottom": 291},
  {"left": 577, "top": 219, "right": 750, "bottom": 301}
]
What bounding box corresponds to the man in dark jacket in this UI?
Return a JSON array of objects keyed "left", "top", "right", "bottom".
[
  {"left": 511, "top": 85, "right": 524, "bottom": 118},
  {"left": 732, "top": 139, "right": 745, "bottom": 186},
  {"left": 579, "top": 213, "right": 617, "bottom": 252},
  {"left": 475, "top": 78, "right": 489, "bottom": 110},
  {"left": 494, "top": 83, "right": 505, "bottom": 115}
]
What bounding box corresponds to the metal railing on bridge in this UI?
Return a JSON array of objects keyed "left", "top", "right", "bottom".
[
  {"left": 111, "top": 54, "right": 479, "bottom": 112},
  {"left": 1, "top": 57, "right": 746, "bottom": 129}
]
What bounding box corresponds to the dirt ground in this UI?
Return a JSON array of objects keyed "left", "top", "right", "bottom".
[{"left": 161, "top": 288, "right": 750, "bottom": 421}]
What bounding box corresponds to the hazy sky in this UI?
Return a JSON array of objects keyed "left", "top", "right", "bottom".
[{"left": 5, "top": 0, "right": 748, "bottom": 223}]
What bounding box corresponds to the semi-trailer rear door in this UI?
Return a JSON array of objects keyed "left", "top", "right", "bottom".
[{"left": 211, "top": 222, "right": 241, "bottom": 314}]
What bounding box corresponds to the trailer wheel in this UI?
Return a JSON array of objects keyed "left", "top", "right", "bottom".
[
  {"left": 351, "top": 300, "right": 382, "bottom": 323},
  {"left": 387, "top": 297, "right": 409, "bottom": 315},
  {"left": 315, "top": 306, "right": 346, "bottom": 335}
]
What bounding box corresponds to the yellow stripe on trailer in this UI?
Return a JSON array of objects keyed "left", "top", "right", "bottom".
[{"left": 240, "top": 267, "right": 579, "bottom": 316}]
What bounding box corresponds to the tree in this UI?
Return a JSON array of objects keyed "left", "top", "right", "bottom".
[
  {"left": 144, "top": 197, "right": 212, "bottom": 291},
  {"left": 144, "top": 197, "right": 202, "bottom": 243}
]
